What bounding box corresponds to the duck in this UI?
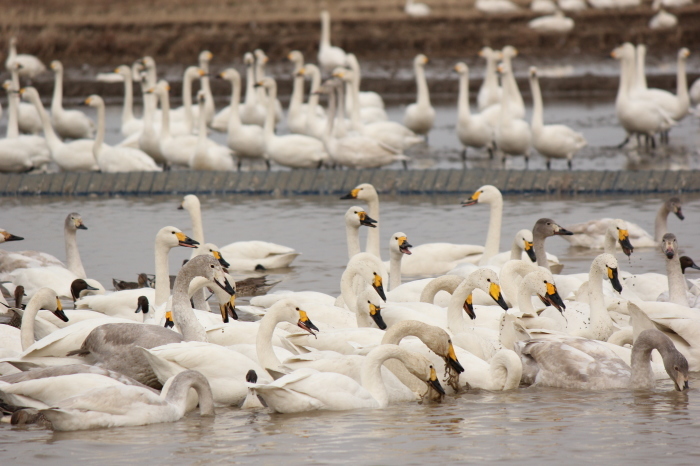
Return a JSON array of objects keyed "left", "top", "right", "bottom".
[
  {"left": 5, "top": 37, "right": 46, "bottom": 81},
  {"left": 49, "top": 61, "right": 95, "bottom": 140},
  {"left": 189, "top": 92, "right": 234, "bottom": 171},
  {"left": 318, "top": 10, "right": 347, "bottom": 73},
  {"left": 256, "top": 77, "right": 329, "bottom": 168},
  {"left": 454, "top": 62, "right": 494, "bottom": 162},
  {"left": 20, "top": 87, "right": 99, "bottom": 172},
  {"left": 563, "top": 197, "right": 683, "bottom": 249},
  {"left": 179, "top": 194, "right": 299, "bottom": 271},
  {"left": 516, "top": 329, "right": 689, "bottom": 391},
  {"left": 250, "top": 345, "right": 444, "bottom": 413},
  {"left": 528, "top": 66, "right": 586, "bottom": 169},
  {"left": 403, "top": 54, "right": 435, "bottom": 137},
  {"left": 477, "top": 47, "right": 503, "bottom": 111},
  {"left": 38, "top": 370, "right": 214, "bottom": 431},
  {"left": 84, "top": 95, "right": 162, "bottom": 173}
]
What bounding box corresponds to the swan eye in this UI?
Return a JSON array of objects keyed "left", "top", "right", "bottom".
[
  {"left": 486, "top": 278, "right": 491, "bottom": 282},
  {"left": 210, "top": 264, "right": 215, "bottom": 269},
  {"left": 544, "top": 280, "right": 547, "bottom": 284},
  {"left": 296, "top": 307, "right": 300, "bottom": 311}
]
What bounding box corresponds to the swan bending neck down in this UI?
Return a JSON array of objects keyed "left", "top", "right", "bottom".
[
  {"left": 40, "top": 370, "right": 215, "bottom": 431},
  {"left": 517, "top": 329, "right": 689, "bottom": 391},
  {"left": 251, "top": 344, "right": 445, "bottom": 413},
  {"left": 338, "top": 253, "right": 387, "bottom": 328},
  {"left": 18, "top": 288, "right": 67, "bottom": 350}
]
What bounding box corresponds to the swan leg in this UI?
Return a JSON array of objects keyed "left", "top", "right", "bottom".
[
  {"left": 650, "top": 135, "right": 656, "bottom": 149},
  {"left": 567, "top": 158, "right": 572, "bottom": 170},
  {"left": 460, "top": 147, "right": 467, "bottom": 165},
  {"left": 265, "top": 159, "right": 271, "bottom": 171},
  {"left": 617, "top": 135, "right": 630, "bottom": 149},
  {"left": 402, "top": 159, "right": 408, "bottom": 170},
  {"left": 546, "top": 159, "right": 551, "bottom": 170}
]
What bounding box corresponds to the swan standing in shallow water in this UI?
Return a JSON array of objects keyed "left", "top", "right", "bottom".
[
  {"left": 477, "top": 47, "right": 503, "bottom": 111},
  {"left": 38, "top": 370, "right": 214, "bottom": 431},
  {"left": 189, "top": 91, "right": 234, "bottom": 171},
  {"left": 494, "top": 61, "right": 531, "bottom": 166},
  {"left": 49, "top": 61, "right": 95, "bottom": 140},
  {"left": 403, "top": 54, "right": 435, "bottom": 137},
  {"left": 454, "top": 62, "right": 494, "bottom": 161},
  {"left": 528, "top": 66, "right": 586, "bottom": 169},
  {"left": 516, "top": 329, "right": 689, "bottom": 391}
]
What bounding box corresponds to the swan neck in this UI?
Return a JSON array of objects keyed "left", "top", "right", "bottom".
[
  {"left": 530, "top": 75, "right": 543, "bottom": 133},
  {"left": 654, "top": 202, "right": 670, "bottom": 242},
  {"left": 64, "top": 224, "right": 86, "bottom": 279},
  {"left": 320, "top": 13, "right": 331, "bottom": 47},
  {"left": 667, "top": 255, "right": 689, "bottom": 306},
  {"left": 490, "top": 350, "right": 521, "bottom": 390},
  {"left": 676, "top": 55, "right": 688, "bottom": 106},
  {"left": 635, "top": 48, "right": 647, "bottom": 90},
  {"left": 183, "top": 73, "right": 195, "bottom": 133},
  {"left": 361, "top": 346, "right": 402, "bottom": 408},
  {"left": 20, "top": 298, "right": 43, "bottom": 351},
  {"left": 51, "top": 67, "right": 64, "bottom": 113},
  {"left": 516, "top": 283, "right": 536, "bottom": 316},
  {"left": 457, "top": 71, "right": 470, "bottom": 119},
  {"left": 7, "top": 89, "right": 19, "bottom": 138},
  {"left": 308, "top": 68, "right": 321, "bottom": 108},
  {"left": 629, "top": 335, "right": 661, "bottom": 389},
  {"left": 122, "top": 72, "right": 134, "bottom": 123},
  {"left": 340, "top": 264, "right": 373, "bottom": 327},
  {"left": 533, "top": 233, "right": 550, "bottom": 271},
  {"left": 289, "top": 73, "right": 305, "bottom": 115},
  {"left": 227, "top": 76, "right": 243, "bottom": 132},
  {"left": 263, "top": 84, "right": 276, "bottom": 140},
  {"left": 348, "top": 78, "right": 362, "bottom": 131},
  {"left": 366, "top": 197, "right": 381, "bottom": 260},
  {"left": 172, "top": 266, "right": 207, "bottom": 341},
  {"left": 92, "top": 101, "right": 106, "bottom": 163},
  {"left": 447, "top": 277, "right": 477, "bottom": 332},
  {"left": 256, "top": 307, "right": 285, "bottom": 371},
  {"left": 603, "top": 228, "right": 616, "bottom": 255},
  {"left": 478, "top": 196, "right": 503, "bottom": 265},
  {"left": 415, "top": 63, "right": 430, "bottom": 107},
  {"left": 28, "top": 92, "right": 61, "bottom": 151},
  {"left": 485, "top": 55, "right": 498, "bottom": 87},
  {"left": 380, "top": 320, "right": 424, "bottom": 345},
  {"left": 159, "top": 90, "right": 171, "bottom": 138},
  {"left": 154, "top": 238, "right": 171, "bottom": 307},
  {"left": 346, "top": 223, "right": 362, "bottom": 259},
  {"left": 419, "top": 275, "right": 462, "bottom": 303},
  {"left": 164, "top": 371, "right": 215, "bottom": 416},
  {"left": 588, "top": 261, "right": 613, "bottom": 338},
  {"left": 389, "top": 249, "right": 402, "bottom": 291},
  {"left": 188, "top": 206, "right": 205, "bottom": 247}
]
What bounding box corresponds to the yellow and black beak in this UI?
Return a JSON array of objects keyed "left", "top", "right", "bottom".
[
  {"left": 463, "top": 293, "right": 475, "bottom": 320},
  {"left": 297, "top": 309, "right": 319, "bottom": 336},
  {"left": 553, "top": 224, "right": 573, "bottom": 236},
  {"left": 358, "top": 211, "right": 377, "bottom": 228},
  {"left": 398, "top": 237, "right": 412, "bottom": 255},
  {"left": 75, "top": 220, "right": 87, "bottom": 230},
  {"left": 219, "top": 295, "right": 238, "bottom": 323},
  {"left": 373, "top": 273, "right": 386, "bottom": 301},
  {"left": 427, "top": 366, "right": 446, "bottom": 397},
  {"left": 212, "top": 250, "right": 230, "bottom": 268},
  {"left": 674, "top": 207, "right": 684, "bottom": 221},
  {"left": 445, "top": 341, "right": 465, "bottom": 373},
  {"left": 2, "top": 231, "right": 23, "bottom": 242},
  {"left": 461, "top": 190, "right": 481, "bottom": 207},
  {"left": 489, "top": 282, "right": 509, "bottom": 310},
  {"left": 214, "top": 276, "right": 236, "bottom": 296},
  {"left": 135, "top": 295, "right": 149, "bottom": 314},
  {"left": 539, "top": 282, "right": 566, "bottom": 313},
  {"left": 340, "top": 188, "right": 360, "bottom": 200},
  {"left": 524, "top": 240, "right": 536, "bottom": 262},
  {"left": 618, "top": 229, "right": 634, "bottom": 257},
  {"left": 607, "top": 266, "right": 623, "bottom": 293},
  {"left": 164, "top": 311, "right": 174, "bottom": 329},
  {"left": 175, "top": 232, "right": 199, "bottom": 248},
  {"left": 369, "top": 302, "right": 387, "bottom": 330},
  {"left": 52, "top": 298, "right": 69, "bottom": 323}
]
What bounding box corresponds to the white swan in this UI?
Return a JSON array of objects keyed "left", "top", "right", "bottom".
[
  {"left": 38, "top": 370, "right": 214, "bottom": 431},
  {"left": 531, "top": 0, "right": 557, "bottom": 12},
  {"left": 494, "top": 61, "right": 531, "bottom": 165},
  {"left": 198, "top": 50, "right": 216, "bottom": 127},
  {"left": 405, "top": 0, "right": 431, "bottom": 16},
  {"left": 254, "top": 50, "right": 284, "bottom": 125},
  {"left": 516, "top": 329, "right": 689, "bottom": 390},
  {"left": 563, "top": 197, "right": 682, "bottom": 248},
  {"left": 528, "top": 11, "right": 575, "bottom": 33},
  {"left": 137, "top": 76, "right": 166, "bottom": 165},
  {"left": 49, "top": 61, "right": 95, "bottom": 139},
  {"left": 345, "top": 54, "right": 386, "bottom": 114},
  {"left": 84, "top": 95, "right": 162, "bottom": 173},
  {"left": 528, "top": 66, "right": 586, "bottom": 169},
  {"left": 403, "top": 54, "right": 435, "bottom": 136},
  {"left": 340, "top": 183, "right": 382, "bottom": 259},
  {"left": 649, "top": 9, "right": 677, "bottom": 30},
  {"left": 112, "top": 65, "right": 142, "bottom": 137},
  {"left": 633, "top": 45, "right": 689, "bottom": 122},
  {"left": 7, "top": 62, "right": 42, "bottom": 135},
  {"left": 388, "top": 232, "right": 413, "bottom": 291},
  {"left": 257, "top": 77, "right": 328, "bottom": 168},
  {"left": 476, "top": 0, "right": 521, "bottom": 13},
  {"left": 345, "top": 205, "right": 378, "bottom": 259},
  {"left": 477, "top": 47, "right": 503, "bottom": 111},
  {"left": 20, "top": 87, "right": 99, "bottom": 171},
  {"left": 0, "top": 288, "right": 66, "bottom": 352},
  {"left": 239, "top": 53, "right": 266, "bottom": 127},
  {"left": 189, "top": 92, "right": 234, "bottom": 171},
  {"left": 250, "top": 345, "right": 444, "bottom": 413},
  {"left": 454, "top": 62, "right": 494, "bottom": 161},
  {"left": 5, "top": 37, "right": 46, "bottom": 80},
  {"left": 318, "top": 10, "right": 347, "bottom": 73},
  {"left": 217, "top": 68, "right": 266, "bottom": 169}
]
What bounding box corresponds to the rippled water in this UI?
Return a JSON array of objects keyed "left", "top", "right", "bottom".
[{"left": 1, "top": 192, "right": 699, "bottom": 463}]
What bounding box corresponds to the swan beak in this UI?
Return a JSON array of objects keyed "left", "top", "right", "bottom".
[
  {"left": 552, "top": 224, "right": 573, "bottom": 236},
  {"left": 674, "top": 207, "right": 684, "bottom": 221},
  {"left": 177, "top": 202, "right": 184, "bottom": 210},
  {"left": 543, "top": 282, "right": 566, "bottom": 312},
  {"left": 607, "top": 267, "right": 623, "bottom": 293},
  {"left": 175, "top": 232, "right": 199, "bottom": 248},
  {"left": 254, "top": 81, "right": 264, "bottom": 88},
  {"left": 524, "top": 240, "right": 536, "bottom": 262},
  {"left": 461, "top": 189, "right": 481, "bottom": 206},
  {"left": 674, "top": 373, "right": 689, "bottom": 391},
  {"left": 398, "top": 237, "right": 412, "bottom": 255},
  {"left": 340, "top": 188, "right": 360, "bottom": 199},
  {"left": 489, "top": 283, "right": 509, "bottom": 310},
  {"left": 214, "top": 276, "right": 236, "bottom": 296},
  {"left": 373, "top": 273, "right": 386, "bottom": 301},
  {"left": 297, "top": 310, "right": 319, "bottom": 336},
  {"left": 135, "top": 296, "right": 149, "bottom": 314},
  {"left": 164, "top": 311, "right": 174, "bottom": 328},
  {"left": 52, "top": 298, "right": 69, "bottom": 322},
  {"left": 446, "top": 342, "right": 465, "bottom": 373},
  {"left": 463, "top": 293, "right": 476, "bottom": 320},
  {"left": 2, "top": 231, "right": 23, "bottom": 242},
  {"left": 358, "top": 211, "right": 377, "bottom": 228},
  {"left": 369, "top": 303, "right": 387, "bottom": 330},
  {"left": 618, "top": 229, "right": 634, "bottom": 257},
  {"left": 478, "top": 49, "right": 485, "bottom": 57},
  {"left": 219, "top": 295, "right": 238, "bottom": 323},
  {"left": 75, "top": 219, "right": 87, "bottom": 230},
  {"left": 212, "top": 250, "right": 230, "bottom": 268},
  {"left": 427, "top": 366, "right": 446, "bottom": 397}
]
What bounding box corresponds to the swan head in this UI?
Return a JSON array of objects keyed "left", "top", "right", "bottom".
[
  {"left": 65, "top": 213, "right": 87, "bottom": 232},
  {"left": 502, "top": 45, "right": 518, "bottom": 58},
  {"left": 469, "top": 268, "right": 509, "bottom": 311},
  {"left": 70, "top": 279, "right": 99, "bottom": 302},
  {"left": 184, "top": 255, "right": 235, "bottom": 297},
  {"left": 346, "top": 206, "right": 377, "bottom": 229},
  {"left": 593, "top": 253, "right": 622, "bottom": 293},
  {"left": 199, "top": 50, "right": 213, "bottom": 65},
  {"left": 332, "top": 67, "right": 353, "bottom": 82},
  {"left": 273, "top": 298, "right": 319, "bottom": 335},
  {"left": 178, "top": 194, "right": 201, "bottom": 213},
  {"left": 453, "top": 62, "right": 468, "bottom": 75},
  {"left": 243, "top": 52, "right": 254, "bottom": 66},
  {"left": 523, "top": 270, "right": 566, "bottom": 313},
  {"left": 347, "top": 253, "right": 387, "bottom": 301},
  {"left": 0, "top": 229, "right": 23, "bottom": 242},
  {"left": 287, "top": 50, "right": 304, "bottom": 66},
  {"left": 414, "top": 54, "right": 429, "bottom": 66},
  {"left": 461, "top": 184, "right": 501, "bottom": 206},
  {"left": 401, "top": 356, "right": 445, "bottom": 400},
  {"left": 609, "top": 219, "right": 634, "bottom": 257},
  {"left": 533, "top": 218, "right": 573, "bottom": 238},
  {"left": 357, "top": 288, "right": 387, "bottom": 330},
  {"left": 50, "top": 60, "right": 63, "bottom": 72},
  {"left": 184, "top": 66, "right": 205, "bottom": 80},
  {"left": 345, "top": 53, "right": 359, "bottom": 70},
  {"left": 217, "top": 68, "right": 240, "bottom": 83},
  {"left": 199, "top": 243, "right": 231, "bottom": 269},
  {"left": 196, "top": 90, "right": 206, "bottom": 106},
  {"left": 478, "top": 46, "right": 493, "bottom": 58},
  {"left": 83, "top": 95, "right": 104, "bottom": 109},
  {"left": 638, "top": 329, "right": 690, "bottom": 391},
  {"left": 157, "top": 226, "right": 199, "bottom": 250},
  {"left": 529, "top": 66, "right": 538, "bottom": 79},
  {"left": 19, "top": 86, "right": 39, "bottom": 103},
  {"left": 113, "top": 65, "right": 131, "bottom": 77},
  {"left": 139, "top": 56, "right": 156, "bottom": 70},
  {"left": 679, "top": 48, "right": 690, "bottom": 59},
  {"left": 35, "top": 288, "right": 68, "bottom": 323},
  {"left": 391, "top": 232, "right": 412, "bottom": 256},
  {"left": 666, "top": 197, "right": 684, "bottom": 220},
  {"left": 219, "top": 294, "right": 239, "bottom": 323},
  {"left": 680, "top": 256, "right": 700, "bottom": 273},
  {"left": 254, "top": 49, "right": 268, "bottom": 64},
  {"left": 340, "top": 183, "right": 378, "bottom": 202},
  {"left": 135, "top": 296, "right": 150, "bottom": 314},
  {"left": 254, "top": 77, "right": 276, "bottom": 91},
  {"left": 661, "top": 233, "right": 678, "bottom": 260},
  {"left": 3, "top": 80, "right": 17, "bottom": 94}
]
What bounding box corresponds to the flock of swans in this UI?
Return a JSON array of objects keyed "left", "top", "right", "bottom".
[
  {"left": 1, "top": 9, "right": 697, "bottom": 174},
  {"left": 0, "top": 182, "right": 696, "bottom": 432}
]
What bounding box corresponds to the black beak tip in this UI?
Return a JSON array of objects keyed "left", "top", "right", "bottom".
[
  {"left": 177, "top": 205, "right": 184, "bottom": 210},
  {"left": 449, "top": 358, "right": 465, "bottom": 374},
  {"left": 77, "top": 225, "right": 88, "bottom": 230},
  {"left": 54, "top": 310, "right": 69, "bottom": 323},
  {"left": 6, "top": 234, "right": 23, "bottom": 241},
  {"left": 340, "top": 193, "right": 354, "bottom": 200},
  {"left": 497, "top": 296, "right": 509, "bottom": 311}
]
